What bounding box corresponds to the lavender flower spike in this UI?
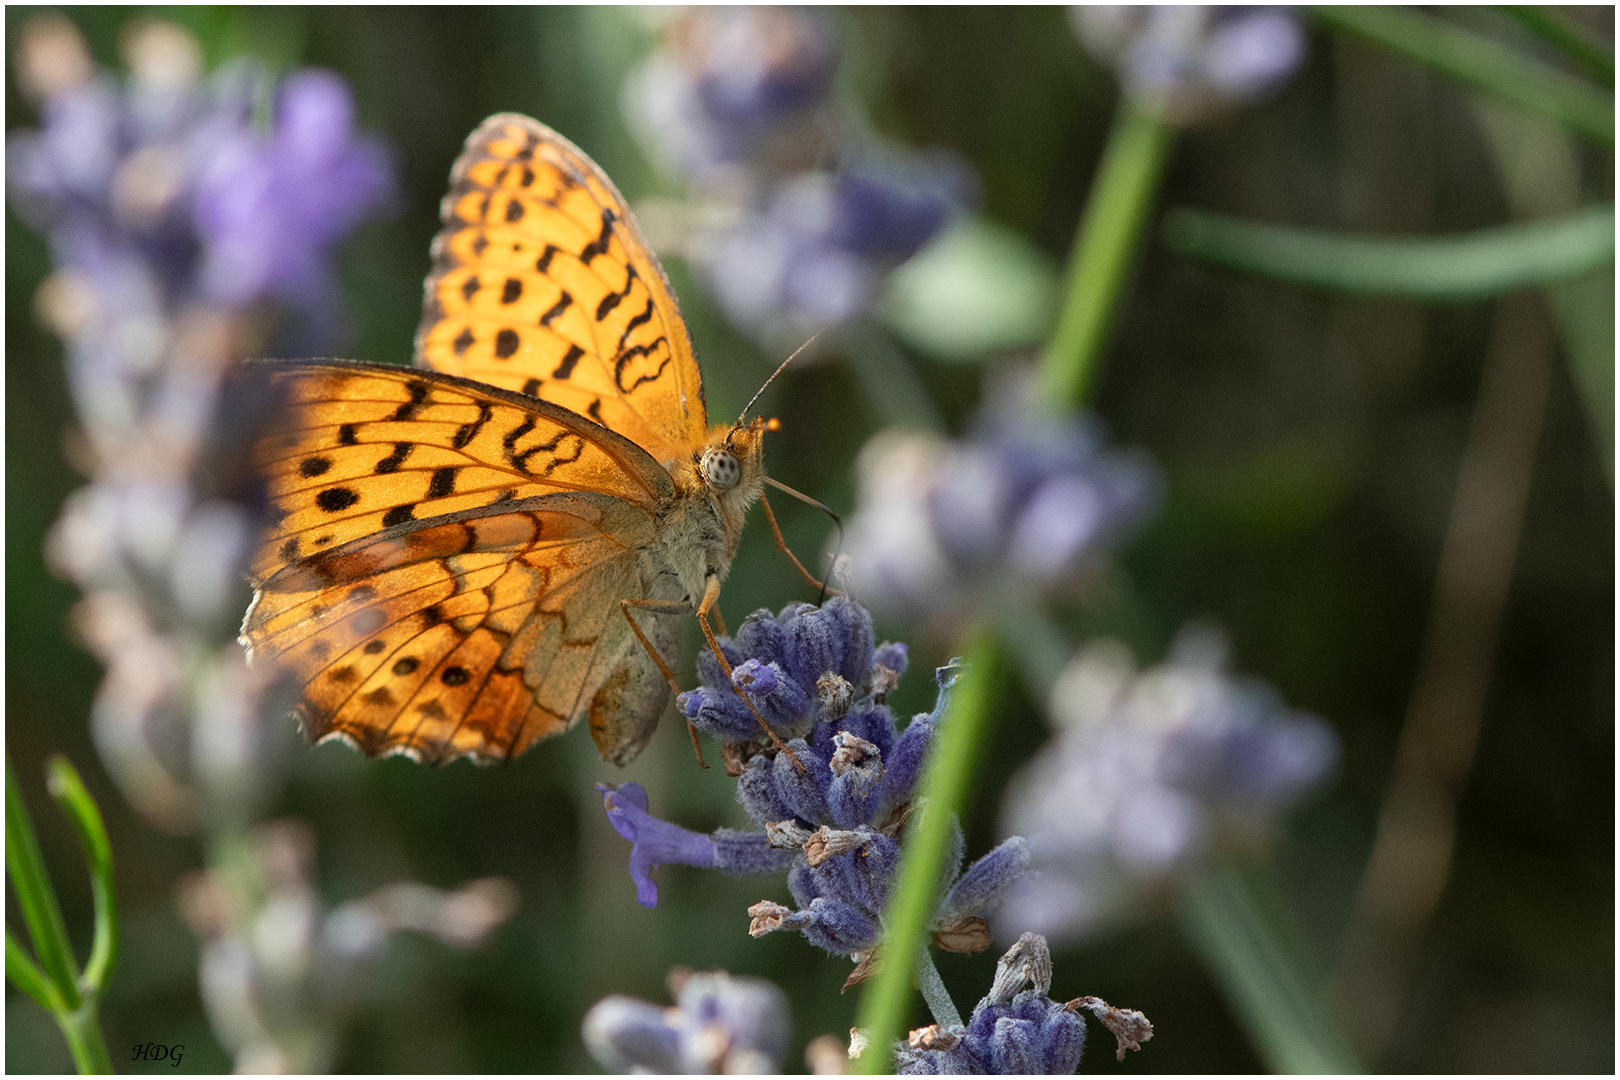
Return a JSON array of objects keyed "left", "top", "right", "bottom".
[
  {"left": 596, "top": 783, "right": 718, "bottom": 908},
  {"left": 893, "top": 933, "right": 1152, "bottom": 1074},
  {"left": 583, "top": 967, "right": 791, "bottom": 1074}
]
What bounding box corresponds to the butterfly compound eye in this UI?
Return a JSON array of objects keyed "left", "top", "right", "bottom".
[{"left": 702, "top": 448, "right": 741, "bottom": 490}]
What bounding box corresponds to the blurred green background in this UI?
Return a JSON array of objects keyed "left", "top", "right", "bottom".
[{"left": 6, "top": 6, "right": 1612, "bottom": 1073}]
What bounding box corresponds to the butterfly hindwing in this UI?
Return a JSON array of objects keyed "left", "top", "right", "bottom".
[
  {"left": 415, "top": 113, "right": 708, "bottom": 463},
  {"left": 245, "top": 492, "right": 658, "bottom": 764}
]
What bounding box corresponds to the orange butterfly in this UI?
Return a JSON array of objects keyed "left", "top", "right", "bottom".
[{"left": 241, "top": 114, "right": 807, "bottom": 767}]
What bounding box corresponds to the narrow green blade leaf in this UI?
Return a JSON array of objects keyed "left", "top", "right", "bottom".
[
  {"left": 5, "top": 756, "right": 82, "bottom": 1010},
  {"left": 7, "top": 931, "right": 64, "bottom": 1013},
  {"left": 1315, "top": 6, "right": 1614, "bottom": 143},
  {"left": 1498, "top": 5, "right": 1615, "bottom": 86},
  {"left": 1164, "top": 205, "right": 1614, "bottom": 300},
  {"left": 46, "top": 757, "right": 118, "bottom": 993}
]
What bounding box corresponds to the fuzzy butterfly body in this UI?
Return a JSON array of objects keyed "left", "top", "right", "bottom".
[{"left": 241, "top": 114, "right": 765, "bottom": 766}]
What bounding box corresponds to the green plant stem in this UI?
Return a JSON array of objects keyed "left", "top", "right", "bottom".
[
  {"left": 56, "top": 1001, "right": 116, "bottom": 1075},
  {"left": 1038, "top": 99, "right": 1176, "bottom": 410},
  {"left": 1314, "top": 6, "right": 1615, "bottom": 144},
  {"left": 5, "top": 756, "right": 82, "bottom": 1009},
  {"left": 1163, "top": 203, "right": 1615, "bottom": 300},
  {"left": 853, "top": 632, "right": 998, "bottom": 1073},
  {"left": 1180, "top": 866, "right": 1363, "bottom": 1074},
  {"left": 915, "top": 949, "right": 963, "bottom": 1029},
  {"left": 1498, "top": 5, "right": 1615, "bottom": 86}
]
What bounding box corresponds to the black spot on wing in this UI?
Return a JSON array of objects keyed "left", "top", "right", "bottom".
[
  {"left": 461, "top": 276, "right": 480, "bottom": 302},
  {"left": 428, "top": 467, "right": 458, "bottom": 499},
  {"left": 317, "top": 487, "right": 360, "bottom": 513},
  {"left": 495, "top": 328, "right": 520, "bottom": 359},
  {"left": 552, "top": 344, "right": 584, "bottom": 380},
  {"left": 301, "top": 457, "right": 332, "bottom": 478},
  {"left": 536, "top": 244, "right": 560, "bottom": 273},
  {"left": 453, "top": 327, "right": 475, "bottom": 356},
  {"left": 501, "top": 278, "right": 522, "bottom": 304},
  {"left": 338, "top": 424, "right": 359, "bottom": 446},
  {"left": 382, "top": 504, "right": 414, "bottom": 527}
]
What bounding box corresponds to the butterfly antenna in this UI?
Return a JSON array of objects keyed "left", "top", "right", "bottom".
[
  {"left": 737, "top": 331, "right": 823, "bottom": 427},
  {"left": 764, "top": 476, "right": 844, "bottom": 604}
]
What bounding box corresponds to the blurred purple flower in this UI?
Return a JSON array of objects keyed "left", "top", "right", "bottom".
[
  {"left": 583, "top": 968, "right": 791, "bottom": 1074},
  {"left": 193, "top": 69, "right": 394, "bottom": 310},
  {"left": 996, "top": 627, "right": 1339, "bottom": 943},
  {"left": 623, "top": 6, "right": 974, "bottom": 337},
  {"left": 844, "top": 383, "right": 1160, "bottom": 627},
  {"left": 1071, "top": 6, "right": 1306, "bottom": 125}
]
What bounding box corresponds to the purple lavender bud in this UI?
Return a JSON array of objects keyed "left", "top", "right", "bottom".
[
  {"left": 827, "top": 731, "right": 885, "bottom": 828},
  {"left": 582, "top": 996, "right": 684, "bottom": 1074},
  {"left": 836, "top": 703, "right": 898, "bottom": 760},
  {"left": 681, "top": 684, "right": 761, "bottom": 742},
  {"left": 737, "top": 607, "right": 790, "bottom": 669},
  {"left": 731, "top": 658, "right": 781, "bottom": 696},
  {"left": 771, "top": 738, "right": 833, "bottom": 823},
  {"left": 873, "top": 641, "right": 910, "bottom": 677},
  {"left": 596, "top": 783, "right": 718, "bottom": 908},
  {"left": 939, "top": 837, "right": 1032, "bottom": 920},
  {"left": 825, "top": 595, "right": 876, "bottom": 684},
  {"left": 797, "top": 896, "right": 882, "bottom": 953},
  {"left": 737, "top": 756, "right": 796, "bottom": 828},
  {"left": 879, "top": 712, "right": 936, "bottom": 808},
  {"left": 783, "top": 604, "right": 841, "bottom": 693}
]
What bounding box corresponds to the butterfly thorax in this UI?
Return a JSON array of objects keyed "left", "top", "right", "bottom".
[{"left": 650, "top": 419, "right": 766, "bottom": 606}]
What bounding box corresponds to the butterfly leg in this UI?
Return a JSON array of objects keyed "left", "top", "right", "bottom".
[
  {"left": 620, "top": 597, "right": 710, "bottom": 769},
  {"left": 694, "top": 575, "right": 805, "bottom": 772},
  {"left": 759, "top": 489, "right": 844, "bottom": 599}
]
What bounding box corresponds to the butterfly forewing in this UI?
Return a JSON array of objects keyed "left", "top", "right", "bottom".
[
  {"left": 250, "top": 361, "right": 671, "bottom": 585},
  {"left": 415, "top": 113, "right": 707, "bottom": 463}
]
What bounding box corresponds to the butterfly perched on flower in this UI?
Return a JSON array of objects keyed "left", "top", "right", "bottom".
[{"left": 241, "top": 114, "right": 784, "bottom": 767}]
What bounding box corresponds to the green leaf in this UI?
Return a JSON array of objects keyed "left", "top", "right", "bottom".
[
  {"left": 7, "top": 931, "right": 63, "bottom": 1013},
  {"left": 1314, "top": 6, "right": 1614, "bottom": 144},
  {"left": 1498, "top": 6, "right": 1615, "bottom": 87},
  {"left": 1163, "top": 205, "right": 1614, "bottom": 300},
  {"left": 879, "top": 215, "right": 1059, "bottom": 364},
  {"left": 1180, "top": 866, "right": 1365, "bottom": 1074},
  {"left": 5, "top": 756, "right": 81, "bottom": 1011},
  {"left": 45, "top": 757, "right": 118, "bottom": 994}
]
